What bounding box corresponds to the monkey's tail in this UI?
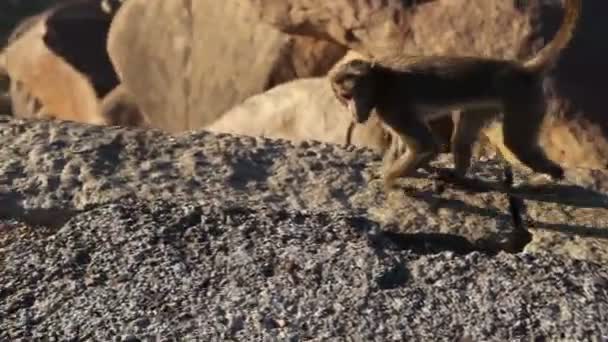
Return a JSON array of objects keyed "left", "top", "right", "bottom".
[{"left": 522, "top": 0, "right": 581, "bottom": 73}]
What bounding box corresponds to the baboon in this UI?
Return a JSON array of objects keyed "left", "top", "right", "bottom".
[{"left": 330, "top": 0, "right": 580, "bottom": 191}]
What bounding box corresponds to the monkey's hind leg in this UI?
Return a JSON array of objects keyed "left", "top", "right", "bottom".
[
  {"left": 500, "top": 82, "right": 564, "bottom": 180},
  {"left": 450, "top": 109, "right": 496, "bottom": 178},
  {"left": 383, "top": 120, "right": 438, "bottom": 191},
  {"left": 381, "top": 129, "right": 406, "bottom": 173}
]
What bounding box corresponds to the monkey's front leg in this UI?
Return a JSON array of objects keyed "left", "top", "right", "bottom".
[
  {"left": 382, "top": 122, "right": 439, "bottom": 191},
  {"left": 450, "top": 109, "right": 495, "bottom": 178},
  {"left": 381, "top": 131, "right": 404, "bottom": 172}
]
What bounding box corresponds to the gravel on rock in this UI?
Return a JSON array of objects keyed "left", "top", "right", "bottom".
[{"left": 2, "top": 198, "right": 607, "bottom": 341}]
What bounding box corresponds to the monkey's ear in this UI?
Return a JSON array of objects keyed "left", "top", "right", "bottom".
[{"left": 348, "top": 59, "right": 373, "bottom": 74}]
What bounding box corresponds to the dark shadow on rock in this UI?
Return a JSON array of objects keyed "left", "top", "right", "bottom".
[
  {"left": 420, "top": 166, "right": 608, "bottom": 241},
  {"left": 349, "top": 208, "right": 516, "bottom": 255},
  {"left": 379, "top": 231, "right": 480, "bottom": 255},
  {"left": 429, "top": 166, "right": 608, "bottom": 209},
  {"left": 375, "top": 262, "right": 410, "bottom": 290},
  {"left": 511, "top": 184, "right": 608, "bottom": 208},
  {"left": 527, "top": 220, "right": 608, "bottom": 240},
  {"left": 226, "top": 149, "right": 276, "bottom": 190},
  {"left": 398, "top": 184, "right": 532, "bottom": 253},
  {"left": 347, "top": 215, "right": 485, "bottom": 255},
  {"left": 91, "top": 134, "right": 125, "bottom": 176},
  {"left": 0, "top": 190, "right": 77, "bottom": 228}
]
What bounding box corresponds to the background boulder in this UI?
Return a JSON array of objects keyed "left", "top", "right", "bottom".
[{"left": 107, "top": 0, "right": 346, "bottom": 133}]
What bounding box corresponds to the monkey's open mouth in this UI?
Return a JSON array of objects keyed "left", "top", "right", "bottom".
[{"left": 340, "top": 92, "right": 353, "bottom": 101}]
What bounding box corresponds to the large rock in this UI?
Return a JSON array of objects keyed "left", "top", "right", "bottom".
[{"left": 106, "top": 0, "right": 346, "bottom": 133}]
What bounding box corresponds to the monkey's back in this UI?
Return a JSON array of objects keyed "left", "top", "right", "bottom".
[{"left": 376, "top": 57, "right": 524, "bottom": 111}]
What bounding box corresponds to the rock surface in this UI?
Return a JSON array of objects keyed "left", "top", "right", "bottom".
[
  {"left": 1, "top": 117, "right": 608, "bottom": 339},
  {"left": 0, "top": 116, "right": 522, "bottom": 252},
  {"left": 2, "top": 198, "right": 608, "bottom": 340}
]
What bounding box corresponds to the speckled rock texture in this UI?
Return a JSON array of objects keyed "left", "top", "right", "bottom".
[
  {"left": 2, "top": 198, "right": 608, "bottom": 340},
  {"left": 1, "top": 116, "right": 608, "bottom": 340}
]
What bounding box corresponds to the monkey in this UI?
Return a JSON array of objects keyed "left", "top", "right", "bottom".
[{"left": 329, "top": 0, "right": 580, "bottom": 191}]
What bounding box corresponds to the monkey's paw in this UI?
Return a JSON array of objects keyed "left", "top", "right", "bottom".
[{"left": 383, "top": 177, "right": 399, "bottom": 192}]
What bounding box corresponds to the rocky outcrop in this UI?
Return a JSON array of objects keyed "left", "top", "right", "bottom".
[
  {"left": 1, "top": 116, "right": 608, "bottom": 339},
  {"left": 2, "top": 197, "right": 607, "bottom": 340}
]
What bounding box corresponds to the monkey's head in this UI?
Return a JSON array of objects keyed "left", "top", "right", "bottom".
[{"left": 329, "top": 59, "right": 378, "bottom": 124}]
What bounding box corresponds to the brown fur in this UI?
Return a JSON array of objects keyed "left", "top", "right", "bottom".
[
  {"left": 330, "top": 0, "right": 580, "bottom": 190},
  {"left": 339, "top": 51, "right": 453, "bottom": 156}
]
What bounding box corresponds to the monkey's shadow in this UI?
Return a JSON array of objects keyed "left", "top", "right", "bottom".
[{"left": 403, "top": 166, "right": 608, "bottom": 241}]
